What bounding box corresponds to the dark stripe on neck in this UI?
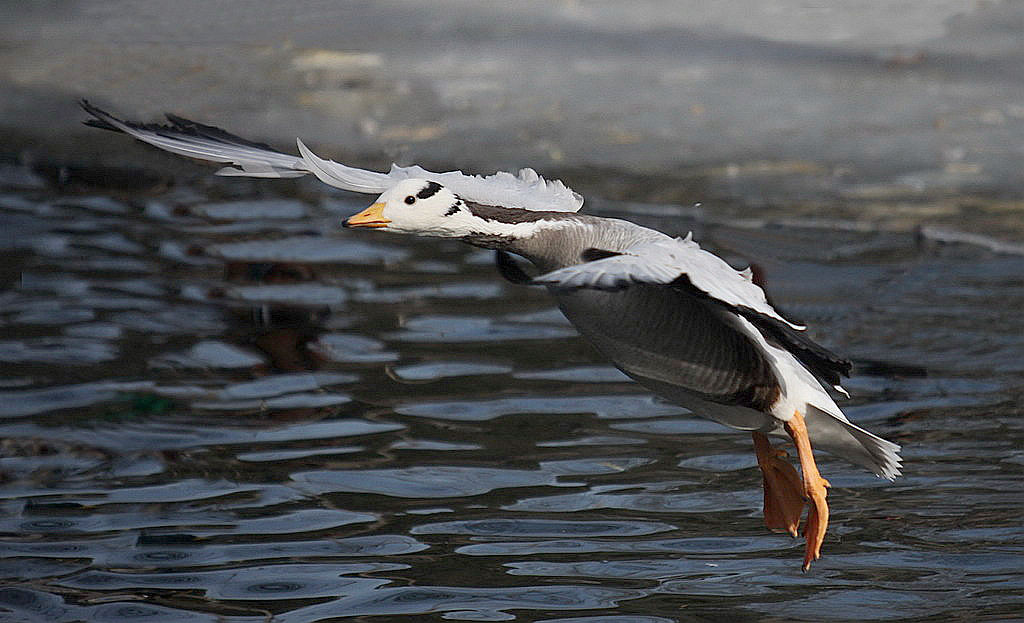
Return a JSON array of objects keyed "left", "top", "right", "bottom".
[
  {"left": 467, "top": 203, "right": 569, "bottom": 224},
  {"left": 444, "top": 200, "right": 462, "bottom": 217},
  {"left": 416, "top": 181, "right": 443, "bottom": 199}
]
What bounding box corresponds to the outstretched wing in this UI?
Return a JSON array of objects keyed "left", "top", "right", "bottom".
[
  {"left": 80, "top": 100, "right": 584, "bottom": 212},
  {"left": 533, "top": 235, "right": 796, "bottom": 326},
  {"left": 81, "top": 100, "right": 307, "bottom": 179},
  {"left": 531, "top": 235, "right": 852, "bottom": 386}
]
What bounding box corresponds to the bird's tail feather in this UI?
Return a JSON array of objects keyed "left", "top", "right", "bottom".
[{"left": 804, "top": 404, "right": 902, "bottom": 480}]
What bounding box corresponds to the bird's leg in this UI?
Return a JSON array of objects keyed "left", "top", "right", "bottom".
[
  {"left": 752, "top": 432, "right": 803, "bottom": 537},
  {"left": 784, "top": 410, "right": 831, "bottom": 571}
]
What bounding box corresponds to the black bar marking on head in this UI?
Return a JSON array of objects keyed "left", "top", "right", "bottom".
[
  {"left": 581, "top": 248, "right": 622, "bottom": 262},
  {"left": 416, "top": 181, "right": 443, "bottom": 200}
]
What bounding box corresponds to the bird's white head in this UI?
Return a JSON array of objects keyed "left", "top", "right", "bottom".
[{"left": 344, "top": 178, "right": 470, "bottom": 236}]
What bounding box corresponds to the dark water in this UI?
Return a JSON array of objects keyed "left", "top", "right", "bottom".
[{"left": 0, "top": 165, "right": 1022, "bottom": 622}]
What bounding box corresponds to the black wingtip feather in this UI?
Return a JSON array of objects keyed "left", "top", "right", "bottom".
[
  {"left": 82, "top": 117, "right": 119, "bottom": 132},
  {"left": 80, "top": 99, "right": 122, "bottom": 132},
  {"left": 79, "top": 99, "right": 281, "bottom": 153},
  {"left": 159, "top": 112, "right": 278, "bottom": 152}
]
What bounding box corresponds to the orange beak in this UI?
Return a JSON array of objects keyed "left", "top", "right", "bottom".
[{"left": 343, "top": 202, "right": 391, "bottom": 228}]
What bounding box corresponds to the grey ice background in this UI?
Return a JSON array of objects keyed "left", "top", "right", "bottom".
[{"left": 2, "top": 1, "right": 1023, "bottom": 219}]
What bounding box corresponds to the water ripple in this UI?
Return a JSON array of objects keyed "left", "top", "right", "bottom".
[{"left": 1, "top": 170, "right": 1020, "bottom": 621}]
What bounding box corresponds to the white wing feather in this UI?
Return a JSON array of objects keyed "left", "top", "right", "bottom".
[
  {"left": 533, "top": 235, "right": 803, "bottom": 329},
  {"left": 81, "top": 102, "right": 583, "bottom": 212},
  {"left": 296, "top": 139, "right": 582, "bottom": 212}
]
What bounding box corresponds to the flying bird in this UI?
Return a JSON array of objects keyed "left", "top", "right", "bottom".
[{"left": 81, "top": 100, "right": 901, "bottom": 570}]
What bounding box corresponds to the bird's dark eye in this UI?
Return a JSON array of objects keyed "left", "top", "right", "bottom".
[{"left": 404, "top": 195, "right": 416, "bottom": 205}]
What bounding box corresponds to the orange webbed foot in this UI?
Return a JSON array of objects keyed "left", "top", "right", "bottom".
[
  {"left": 752, "top": 432, "right": 803, "bottom": 537},
  {"left": 783, "top": 411, "right": 831, "bottom": 572},
  {"left": 800, "top": 473, "right": 830, "bottom": 571}
]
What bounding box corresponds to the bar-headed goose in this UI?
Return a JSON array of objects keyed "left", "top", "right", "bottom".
[{"left": 82, "top": 101, "right": 901, "bottom": 570}]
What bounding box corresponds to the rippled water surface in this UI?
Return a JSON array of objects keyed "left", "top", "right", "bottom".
[{"left": 1, "top": 167, "right": 1022, "bottom": 622}]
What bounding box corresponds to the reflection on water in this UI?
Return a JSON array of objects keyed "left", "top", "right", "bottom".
[{"left": 0, "top": 165, "right": 1022, "bottom": 622}]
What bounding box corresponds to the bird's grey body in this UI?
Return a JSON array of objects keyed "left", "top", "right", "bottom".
[
  {"left": 462, "top": 211, "right": 897, "bottom": 478},
  {"left": 490, "top": 214, "right": 780, "bottom": 424}
]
